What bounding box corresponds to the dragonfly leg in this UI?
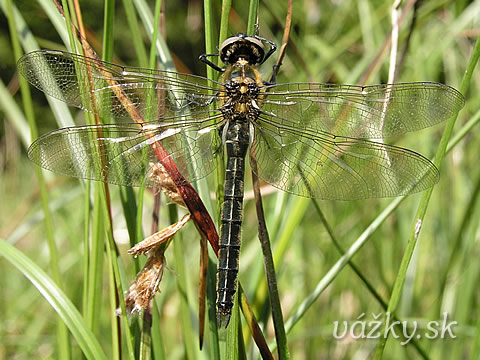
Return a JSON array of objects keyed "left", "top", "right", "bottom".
[
  {"left": 254, "top": 34, "right": 277, "bottom": 64},
  {"left": 262, "top": 64, "right": 280, "bottom": 86},
  {"left": 199, "top": 53, "right": 225, "bottom": 72}
]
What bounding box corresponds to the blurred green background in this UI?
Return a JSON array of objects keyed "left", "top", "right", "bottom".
[{"left": 0, "top": 0, "right": 479, "bottom": 359}]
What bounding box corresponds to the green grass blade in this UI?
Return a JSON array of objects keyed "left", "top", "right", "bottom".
[
  {"left": 148, "top": 0, "right": 163, "bottom": 68},
  {"left": 171, "top": 206, "right": 198, "bottom": 360},
  {"left": 202, "top": 4, "right": 222, "bottom": 351},
  {"left": 102, "top": 0, "right": 116, "bottom": 61},
  {"left": 218, "top": 0, "right": 231, "bottom": 47},
  {"left": 246, "top": 0, "right": 258, "bottom": 35},
  {"left": 86, "top": 187, "right": 105, "bottom": 332},
  {"left": 121, "top": 0, "right": 149, "bottom": 67},
  {"left": 446, "top": 108, "right": 480, "bottom": 153},
  {"left": 133, "top": 0, "right": 174, "bottom": 70},
  {"left": 0, "top": 79, "right": 30, "bottom": 147},
  {"left": 138, "top": 1, "right": 163, "bottom": 357},
  {"left": 206, "top": 0, "right": 226, "bottom": 215},
  {"left": 100, "top": 4, "right": 138, "bottom": 357},
  {"left": 151, "top": 304, "right": 166, "bottom": 359},
  {"left": 82, "top": 179, "right": 91, "bottom": 322},
  {"left": 0, "top": 238, "right": 108, "bottom": 360},
  {"left": 60, "top": 0, "right": 78, "bottom": 52},
  {"left": 224, "top": 292, "right": 244, "bottom": 360},
  {"left": 100, "top": 186, "right": 136, "bottom": 359},
  {"left": 36, "top": 0, "right": 71, "bottom": 49},
  {"left": 207, "top": 258, "right": 221, "bottom": 359}
]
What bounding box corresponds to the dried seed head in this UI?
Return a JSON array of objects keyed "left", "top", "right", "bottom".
[
  {"left": 124, "top": 249, "right": 166, "bottom": 315},
  {"left": 128, "top": 214, "right": 191, "bottom": 256},
  {"left": 148, "top": 162, "right": 185, "bottom": 207},
  {"left": 123, "top": 214, "right": 191, "bottom": 315}
]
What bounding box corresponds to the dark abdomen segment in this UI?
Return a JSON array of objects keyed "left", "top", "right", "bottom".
[{"left": 217, "top": 121, "right": 250, "bottom": 327}]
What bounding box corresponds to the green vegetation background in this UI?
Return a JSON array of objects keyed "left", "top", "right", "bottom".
[{"left": 0, "top": 0, "right": 479, "bottom": 359}]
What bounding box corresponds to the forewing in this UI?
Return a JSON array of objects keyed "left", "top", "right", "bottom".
[
  {"left": 260, "top": 82, "right": 464, "bottom": 139},
  {"left": 17, "top": 50, "right": 223, "bottom": 121},
  {"left": 252, "top": 114, "right": 439, "bottom": 200},
  {"left": 27, "top": 118, "right": 222, "bottom": 187}
]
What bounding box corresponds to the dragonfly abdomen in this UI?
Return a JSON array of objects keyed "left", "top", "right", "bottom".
[{"left": 217, "top": 121, "right": 250, "bottom": 327}]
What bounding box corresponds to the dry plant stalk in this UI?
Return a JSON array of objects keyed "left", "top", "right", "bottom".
[{"left": 124, "top": 163, "right": 191, "bottom": 315}]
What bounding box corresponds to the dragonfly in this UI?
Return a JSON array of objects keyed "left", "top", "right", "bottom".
[{"left": 18, "top": 34, "right": 464, "bottom": 327}]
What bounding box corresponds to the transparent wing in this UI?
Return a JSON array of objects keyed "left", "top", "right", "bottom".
[
  {"left": 27, "top": 118, "right": 222, "bottom": 187},
  {"left": 18, "top": 50, "right": 226, "bottom": 186},
  {"left": 17, "top": 49, "right": 225, "bottom": 121},
  {"left": 252, "top": 113, "right": 439, "bottom": 200},
  {"left": 260, "top": 82, "right": 464, "bottom": 139}
]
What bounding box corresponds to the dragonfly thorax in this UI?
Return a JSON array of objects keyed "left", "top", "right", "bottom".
[{"left": 220, "top": 60, "right": 263, "bottom": 119}]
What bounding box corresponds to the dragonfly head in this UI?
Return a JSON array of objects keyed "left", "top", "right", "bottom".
[{"left": 219, "top": 35, "right": 266, "bottom": 66}]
